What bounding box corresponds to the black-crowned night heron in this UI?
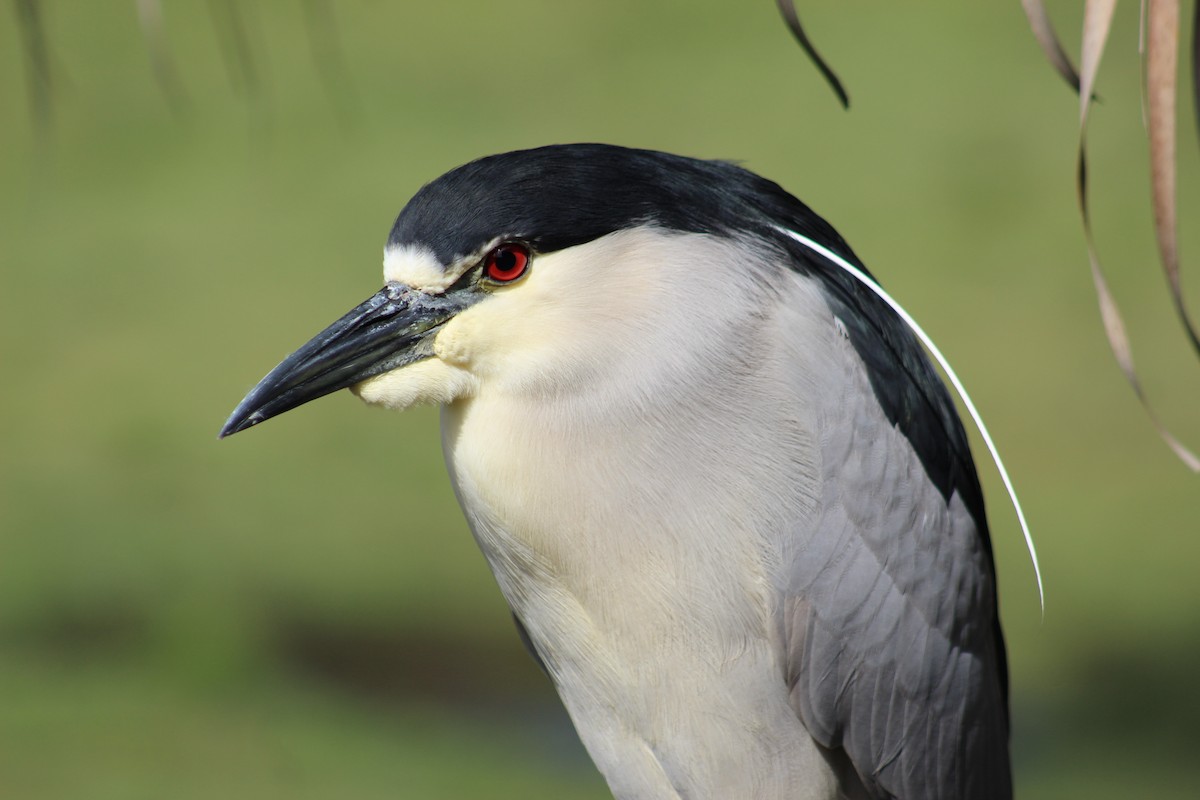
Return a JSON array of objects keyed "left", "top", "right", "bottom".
[{"left": 221, "top": 144, "right": 1021, "bottom": 799}]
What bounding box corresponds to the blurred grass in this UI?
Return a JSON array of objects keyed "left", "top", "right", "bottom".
[{"left": 1, "top": 1, "right": 1198, "bottom": 797}]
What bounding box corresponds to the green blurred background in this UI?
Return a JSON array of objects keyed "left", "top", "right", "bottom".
[{"left": 2, "top": 2, "right": 1197, "bottom": 797}]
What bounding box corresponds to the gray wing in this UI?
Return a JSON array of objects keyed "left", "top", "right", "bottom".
[{"left": 778, "top": 284, "right": 1011, "bottom": 799}]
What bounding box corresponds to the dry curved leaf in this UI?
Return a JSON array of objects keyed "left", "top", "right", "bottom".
[
  {"left": 1090, "top": 260, "right": 1200, "bottom": 468},
  {"left": 1192, "top": 1, "right": 1200, "bottom": 135},
  {"left": 1074, "top": 0, "right": 1200, "bottom": 470},
  {"left": 1147, "top": 0, "right": 1200, "bottom": 356},
  {"left": 775, "top": 0, "right": 849, "bottom": 108},
  {"left": 1021, "top": 0, "right": 1085, "bottom": 92}
]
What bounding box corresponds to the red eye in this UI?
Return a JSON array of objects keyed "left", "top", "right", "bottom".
[{"left": 484, "top": 243, "right": 530, "bottom": 283}]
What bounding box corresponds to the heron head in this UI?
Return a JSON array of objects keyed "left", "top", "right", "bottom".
[{"left": 220, "top": 144, "right": 804, "bottom": 437}]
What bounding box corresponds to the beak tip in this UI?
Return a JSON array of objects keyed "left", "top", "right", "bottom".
[
  {"left": 218, "top": 409, "right": 263, "bottom": 439},
  {"left": 217, "top": 282, "right": 457, "bottom": 443}
]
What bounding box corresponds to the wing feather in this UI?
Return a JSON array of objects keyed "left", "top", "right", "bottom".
[{"left": 778, "top": 270, "right": 1011, "bottom": 799}]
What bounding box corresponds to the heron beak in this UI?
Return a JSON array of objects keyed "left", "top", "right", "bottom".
[{"left": 219, "top": 282, "right": 471, "bottom": 437}]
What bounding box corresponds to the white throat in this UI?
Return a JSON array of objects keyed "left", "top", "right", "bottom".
[{"left": 434, "top": 230, "right": 844, "bottom": 798}]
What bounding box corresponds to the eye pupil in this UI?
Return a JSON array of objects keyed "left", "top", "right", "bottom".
[{"left": 485, "top": 243, "right": 530, "bottom": 283}]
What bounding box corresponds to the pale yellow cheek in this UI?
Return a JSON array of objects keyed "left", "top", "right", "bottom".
[
  {"left": 432, "top": 315, "right": 477, "bottom": 369},
  {"left": 351, "top": 358, "right": 477, "bottom": 410},
  {"left": 431, "top": 288, "right": 560, "bottom": 377}
]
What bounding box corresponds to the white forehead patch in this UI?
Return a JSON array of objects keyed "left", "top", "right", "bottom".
[{"left": 383, "top": 244, "right": 455, "bottom": 292}]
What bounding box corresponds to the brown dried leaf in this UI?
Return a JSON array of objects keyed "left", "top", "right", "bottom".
[
  {"left": 1021, "top": 0, "right": 1085, "bottom": 92},
  {"left": 1147, "top": 0, "right": 1200, "bottom": 355},
  {"left": 775, "top": 0, "right": 849, "bottom": 108},
  {"left": 1192, "top": 0, "right": 1199, "bottom": 136},
  {"left": 1079, "top": 0, "right": 1117, "bottom": 124},
  {"left": 1074, "top": 0, "right": 1200, "bottom": 470},
  {"left": 1090, "top": 260, "right": 1200, "bottom": 468}
]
